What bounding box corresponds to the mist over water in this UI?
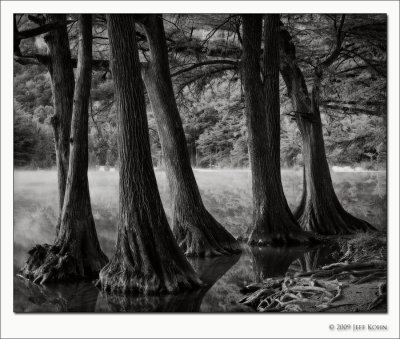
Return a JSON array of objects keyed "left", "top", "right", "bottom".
[{"left": 13, "top": 168, "right": 387, "bottom": 269}]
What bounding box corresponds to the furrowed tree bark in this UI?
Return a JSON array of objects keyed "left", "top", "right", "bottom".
[
  {"left": 139, "top": 15, "right": 240, "bottom": 257},
  {"left": 241, "top": 15, "right": 313, "bottom": 246},
  {"left": 44, "top": 14, "right": 75, "bottom": 233},
  {"left": 279, "top": 25, "right": 376, "bottom": 235},
  {"left": 21, "top": 15, "right": 108, "bottom": 284},
  {"left": 99, "top": 14, "right": 201, "bottom": 295}
]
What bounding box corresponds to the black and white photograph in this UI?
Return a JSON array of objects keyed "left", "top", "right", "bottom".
[{"left": 1, "top": 1, "right": 399, "bottom": 338}]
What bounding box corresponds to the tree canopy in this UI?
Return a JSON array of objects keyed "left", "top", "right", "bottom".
[{"left": 14, "top": 14, "right": 386, "bottom": 170}]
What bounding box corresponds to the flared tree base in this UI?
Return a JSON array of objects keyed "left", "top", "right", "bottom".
[
  {"left": 297, "top": 202, "right": 377, "bottom": 235},
  {"left": 173, "top": 211, "right": 242, "bottom": 257},
  {"left": 20, "top": 243, "right": 108, "bottom": 285},
  {"left": 99, "top": 254, "right": 201, "bottom": 295}
]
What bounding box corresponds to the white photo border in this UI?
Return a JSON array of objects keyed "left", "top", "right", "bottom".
[{"left": 1, "top": 1, "right": 399, "bottom": 338}]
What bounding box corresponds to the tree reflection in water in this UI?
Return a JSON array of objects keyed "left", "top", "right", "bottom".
[
  {"left": 296, "top": 244, "right": 340, "bottom": 272},
  {"left": 14, "top": 275, "right": 100, "bottom": 312},
  {"left": 95, "top": 254, "right": 240, "bottom": 312},
  {"left": 248, "top": 246, "right": 309, "bottom": 282}
]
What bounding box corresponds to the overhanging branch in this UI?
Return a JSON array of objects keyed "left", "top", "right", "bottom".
[
  {"left": 14, "top": 54, "right": 109, "bottom": 71},
  {"left": 16, "top": 21, "right": 74, "bottom": 40},
  {"left": 171, "top": 59, "right": 238, "bottom": 77}
]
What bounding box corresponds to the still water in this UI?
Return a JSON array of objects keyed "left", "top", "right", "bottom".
[{"left": 14, "top": 244, "right": 338, "bottom": 312}]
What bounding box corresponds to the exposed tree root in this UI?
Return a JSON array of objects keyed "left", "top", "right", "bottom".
[
  {"left": 296, "top": 262, "right": 385, "bottom": 278},
  {"left": 353, "top": 271, "right": 386, "bottom": 285},
  {"left": 338, "top": 233, "right": 387, "bottom": 263},
  {"left": 21, "top": 217, "right": 108, "bottom": 285},
  {"left": 367, "top": 282, "right": 386, "bottom": 311},
  {"left": 20, "top": 241, "right": 107, "bottom": 284},
  {"left": 239, "top": 275, "right": 348, "bottom": 312},
  {"left": 173, "top": 210, "right": 241, "bottom": 257},
  {"left": 239, "top": 258, "right": 387, "bottom": 312}
]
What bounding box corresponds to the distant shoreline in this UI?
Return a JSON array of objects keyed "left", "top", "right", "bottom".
[{"left": 13, "top": 167, "right": 386, "bottom": 173}]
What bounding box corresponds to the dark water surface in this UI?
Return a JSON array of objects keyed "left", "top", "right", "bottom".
[{"left": 14, "top": 244, "right": 338, "bottom": 312}]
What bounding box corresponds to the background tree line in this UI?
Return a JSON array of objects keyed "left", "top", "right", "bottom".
[{"left": 14, "top": 14, "right": 386, "bottom": 170}]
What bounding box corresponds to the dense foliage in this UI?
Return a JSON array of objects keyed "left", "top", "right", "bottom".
[{"left": 14, "top": 14, "right": 386, "bottom": 169}]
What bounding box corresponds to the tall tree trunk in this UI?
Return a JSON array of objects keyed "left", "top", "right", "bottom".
[
  {"left": 139, "top": 15, "right": 240, "bottom": 257},
  {"left": 279, "top": 26, "right": 375, "bottom": 235},
  {"left": 241, "top": 15, "right": 312, "bottom": 245},
  {"left": 21, "top": 15, "right": 108, "bottom": 284},
  {"left": 45, "top": 14, "right": 75, "bottom": 233},
  {"left": 99, "top": 15, "right": 200, "bottom": 295}
]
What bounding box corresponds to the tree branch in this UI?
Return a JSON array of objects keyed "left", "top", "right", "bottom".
[
  {"left": 340, "top": 49, "right": 386, "bottom": 77},
  {"left": 171, "top": 59, "right": 238, "bottom": 77},
  {"left": 14, "top": 54, "right": 50, "bottom": 66},
  {"left": 318, "top": 14, "right": 346, "bottom": 70},
  {"left": 14, "top": 54, "right": 109, "bottom": 70},
  {"left": 176, "top": 65, "right": 234, "bottom": 93},
  {"left": 16, "top": 22, "right": 72, "bottom": 40},
  {"left": 322, "top": 103, "right": 384, "bottom": 117}
]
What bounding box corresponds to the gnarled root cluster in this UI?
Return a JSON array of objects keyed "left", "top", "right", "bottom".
[
  {"left": 20, "top": 243, "right": 107, "bottom": 285},
  {"left": 239, "top": 260, "right": 387, "bottom": 312},
  {"left": 297, "top": 261, "right": 387, "bottom": 284},
  {"left": 239, "top": 276, "right": 348, "bottom": 312}
]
